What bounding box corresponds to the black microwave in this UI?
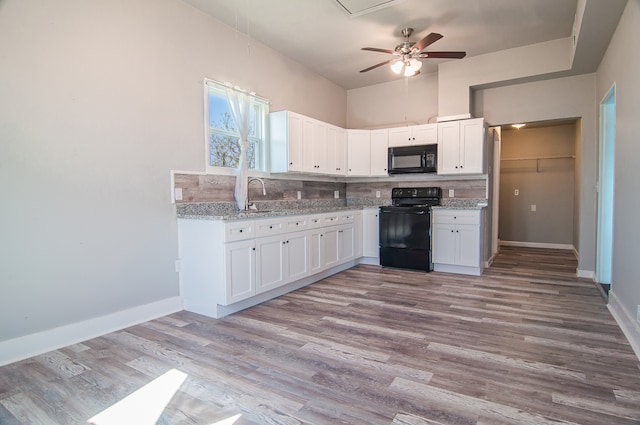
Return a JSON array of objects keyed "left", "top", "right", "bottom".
[{"left": 388, "top": 144, "right": 437, "bottom": 174}]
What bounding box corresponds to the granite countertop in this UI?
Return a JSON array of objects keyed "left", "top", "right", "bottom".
[
  {"left": 176, "top": 198, "right": 488, "bottom": 221},
  {"left": 176, "top": 199, "right": 389, "bottom": 221},
  {"left": 434, "top": 198, "right": 489, "bottom": 210}
]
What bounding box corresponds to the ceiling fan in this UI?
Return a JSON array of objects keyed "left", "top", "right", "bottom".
[{"left": 360, "top": 28, "right": 466, "bottom": 76}]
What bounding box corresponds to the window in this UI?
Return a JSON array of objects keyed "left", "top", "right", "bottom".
[{"left": 204, "top": 79, "right": 269, "bottom": 173}]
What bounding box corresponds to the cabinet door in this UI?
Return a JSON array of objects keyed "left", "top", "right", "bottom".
[
  {"left": 347, "top": 130, "right": 371, "bottom": 176},
  {"left": 437, "top": 121, "right": 461, "bottom": 175},
  {"left": 286, "top": 232, "right": 310, "bottom": 282},
  {"left": 388, "top": 127, "right": 411, "bottom": 147},
  {"left": 460, "top": 118, "right": 485, "bottom": 174},
  {"left": 224, "top": 240, "right": 256, "bottom": 304},
  {"left": 312, "top": 120, "right": 328, "bottom": 172},
  {"left": 338, "top": 224, "right": 355, "bottom": 262},
  {"left": 269, "top": 111, "right": 304, "bottom": 173},
  {"left": 362, "top": 208, "right": 380, "bottom": 258},
  {"left": 456, "top": 224, "right": 480, "bottom": 267},
  {"left": 309, "top": 230, "right": 323, "bottom": 274},
  {"left": 334, "top": 127, "right": 347, "bottom": 175},
  {"left": 412, "top": 124, "right": 437, "bottom": 145},
  {"left": 255, "top": 236, "right": 286, "bottom": 294},
  {"left": 353, "top": 210, "right": 363, "bottom": 258},
  {"left": 431, "top": 223, "right": 457, "bottom": 265},
  {"left": 302, "top": 117, "right": 316, "bottom": 172},
  {"left": 287, "top": 112, "right": 304, "bottom": 172},
  {"left": 322, "top": 228, "right": 340, "bottom": 268},
  {"left": 370, "top": 129, "right": 389, "bottom": 176}
]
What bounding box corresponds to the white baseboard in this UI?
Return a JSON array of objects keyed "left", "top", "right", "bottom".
[
  {"left": 0, "top": 296, "right": 183, "bottom": 367},
  {"left": 576, "top": 269, "right": 596, "bottom": 279},
  {"left": 500, "top": 240, "right": 575, "bottom": 250},
  {"left": 608, "top": 291, "right": 640, "bottom": 361}
]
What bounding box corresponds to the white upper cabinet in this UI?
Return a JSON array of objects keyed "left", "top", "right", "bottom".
[
  {"left": 270, "top": 110, "right": 304, "bottom": 172},
  {"left": 347, "top": 129, "right": 371, "bottom": 176},
  {"left": 388, "top": 123, "right": 437, "bottom": 147},
  {"left": 437, "top": 118, "right": 485, "bottom": 175},
  {"left": 370, "top": 129, "right": 389, "bottom": 176},
  {"left": 326, "top": 124, "right": 347, "bottom": 176},
  {"left": 302, "top": 116, "right": 328, "bottom": 173}
]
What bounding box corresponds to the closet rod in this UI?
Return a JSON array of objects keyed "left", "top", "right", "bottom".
[{"left": 500, "top": 155, "right": 575, "bottom": 161}]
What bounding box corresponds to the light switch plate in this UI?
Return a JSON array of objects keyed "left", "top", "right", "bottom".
[
  {"left": 334, "top": 190, "right": 339, "bottom": 199},
  {"left": 297, "top": 191, "right": 301, "bottom": 200},
  {"left": 376, "top": 191, "right": 381, "bottom": 198},
  {"left": 174, "top": 187, "right": 183, "bottom": 201},
  {"left": 531, "top": 204, "right": 537, "bottom": 212}
]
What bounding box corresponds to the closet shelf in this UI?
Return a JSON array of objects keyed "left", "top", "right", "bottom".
[{"left": 500, "top": 155, "right": 575, "bottom": 172}]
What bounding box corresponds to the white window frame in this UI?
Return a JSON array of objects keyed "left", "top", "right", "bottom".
[{"left": 203, "top": 79, "right": 270, "bottom": 176}]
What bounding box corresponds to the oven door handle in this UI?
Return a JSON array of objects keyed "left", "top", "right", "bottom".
[{"left": 380, "top": 209, "right": 428, "bottom": 215}]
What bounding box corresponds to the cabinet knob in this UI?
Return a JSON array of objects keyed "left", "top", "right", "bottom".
[
  {"left": 252, "top": 247, "right": 255, "bottom": 251},
  {"left": 239, "top": 229, "right": 243, "bottom": 233},
  {"left": 289, "top": 162, "right": 293, "bottom": 165},
  {"left": 269, "top": 225, "right": 273, "bottom": 229}
]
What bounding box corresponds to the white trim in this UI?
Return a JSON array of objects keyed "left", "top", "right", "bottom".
[
  {"left": 608, "top": 291, "right": 640, "bottom": 361},
  {"left": 576, "top": 269, "right": 596, "bottom": 279},
  {"left": 499, "top": 240, "right": 575, "bottom": 250},
  {"left": 437, "top": 114, "right": 473, "bottom": 122},
  {"left": 0, "top": 297, "right": 183, "bottom": 367}
]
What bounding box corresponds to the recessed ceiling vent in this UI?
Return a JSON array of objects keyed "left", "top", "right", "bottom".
[{"left": 335, "top": 0, "right": 405, "bottom": 17}]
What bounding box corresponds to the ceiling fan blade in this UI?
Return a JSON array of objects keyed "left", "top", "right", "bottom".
[
  {"left": 360, "top": 59, "right": 393, "bottom": 73},
  {"left": 412, "top": 32, "right": 443, "bottom": 52},
  {"left": 361, "top": 47, "right": 395, "bottom": 54},
  {"left": 418, "top": 51, "right": 467, "bottom": 59}
]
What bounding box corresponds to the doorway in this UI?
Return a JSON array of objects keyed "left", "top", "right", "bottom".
[{"left": 596, "top": 84, "right": 616, "bottom": 295}]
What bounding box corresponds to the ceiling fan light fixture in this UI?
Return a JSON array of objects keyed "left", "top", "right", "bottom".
[
  {"left": 410, "top": 58, "right": 422, "bottom": 71},
  {"left": 391, "top": 60, "right": 404, "bottom": 74},
  {"left": 403, "top": 64, "right": 415, "bottom": 77}
]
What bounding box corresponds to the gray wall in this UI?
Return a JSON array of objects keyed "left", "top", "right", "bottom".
[
  {"left": 499, "top": 123, "right": 576, "bottom": 245},
  {"left": 0, "top": 0, "right": 346, "bottom": 346},
  {"left": 596, "top": 0, "right": 640, "bottom": 337}
]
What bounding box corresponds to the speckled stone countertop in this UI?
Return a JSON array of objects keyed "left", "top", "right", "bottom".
[
  {"left": 176, "top": 199, "right": 390, "bottom": 221},
  {"left": 433, "top": 198, "right": 489, "bottom": 210}
]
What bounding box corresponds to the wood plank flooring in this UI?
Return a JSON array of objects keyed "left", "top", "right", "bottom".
[{"left": 2, "top": 246, "right": 640, "bottom": 424}]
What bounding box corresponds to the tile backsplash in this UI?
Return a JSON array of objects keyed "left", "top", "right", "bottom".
[{"left": 173, "top": 173, "right": 487, "bottom": 205}]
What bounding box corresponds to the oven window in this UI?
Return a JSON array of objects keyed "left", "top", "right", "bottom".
[{"left": 392, "top": 154, "right": 422, "bottom": 169}]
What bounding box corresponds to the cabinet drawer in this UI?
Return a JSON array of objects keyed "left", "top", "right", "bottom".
[
  {"left": 285, "top": 216, "right": 308, "bottom": 231},
  {"left": 255, "top": 218, "right": 286, "bottom": 237},
  {"left": 322, "top": 213, "right": 340, "bottom": 226},
  {"left": 225, "top": 221, "right": 255, "bottom": 241},
  {"left": 338, "top": 211, "right": 355, "bottom": 224},
  {"left": 308, "top": 215, "right": 324, "bottom": 229},
  {"left": 433, "top": 210, "right": 480, "bottom": 225}
]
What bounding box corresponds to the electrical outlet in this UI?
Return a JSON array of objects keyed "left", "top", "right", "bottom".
[
  {"left": 637, "top": 305, "right": 640, "bottom": 324},
  {"left": 376, "top": 191, "right": 381, "bottom": 198},
  {"left": 334, "top": 190, "right": 339, "bottom": 199},
  {"left": 531, "top": 204, "right": 537, "bottom": 212},
  {"left": 174, "top": 187, "right": 183, "bottom": 201},
  {"left": 297, "top": 191, "right": 301, "bottom": 200},
  {"left": 175, "top": 260, "right": 182, "bottom": 273},
  {"left": 449, "top": 189, "right": 455, "bottom": 198},
  {"left": 514, "top": 189, "right": 519, "bottom": 196}
]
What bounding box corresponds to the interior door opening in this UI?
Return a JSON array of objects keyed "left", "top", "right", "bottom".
[{"left": 596, "top": 84, "right": 616, "bottom": 297}]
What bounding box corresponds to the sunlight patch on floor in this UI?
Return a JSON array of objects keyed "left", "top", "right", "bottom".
[{"left": 87, "top": 369, "right": 187, "bottom": 425}]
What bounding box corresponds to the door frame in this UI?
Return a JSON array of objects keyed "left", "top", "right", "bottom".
[{"left": 596, "top": 83, "right": 616, "bottom": 286}]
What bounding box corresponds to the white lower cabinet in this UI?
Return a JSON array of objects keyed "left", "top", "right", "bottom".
[
  {"left": 225, "top": 239, "right": 257, "bottom": 304},
  {"left": 256, "top": 231, "right": 310, "bottom": 294},
  {"left": 178, "top": 210, "right": 359, "bottom": 318},
  {"left": 432, "top": 209, "right": 484, "bottom": 276},
  {"left": 362, "top": 208, "right": 380, "bottom": 259}
]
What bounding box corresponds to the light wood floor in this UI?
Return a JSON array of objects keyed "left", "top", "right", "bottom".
[{"left": 2, "top": 247, "right": 640, "bottom": 424}]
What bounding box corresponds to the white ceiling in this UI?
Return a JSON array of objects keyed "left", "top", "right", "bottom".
[{"left": 180, "top": 0, "right": 624, "bottom": 90}]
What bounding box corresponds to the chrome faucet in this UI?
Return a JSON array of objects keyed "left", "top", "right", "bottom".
[{"left": 246, "top": 177, "right": 266, "bottom": 210}]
